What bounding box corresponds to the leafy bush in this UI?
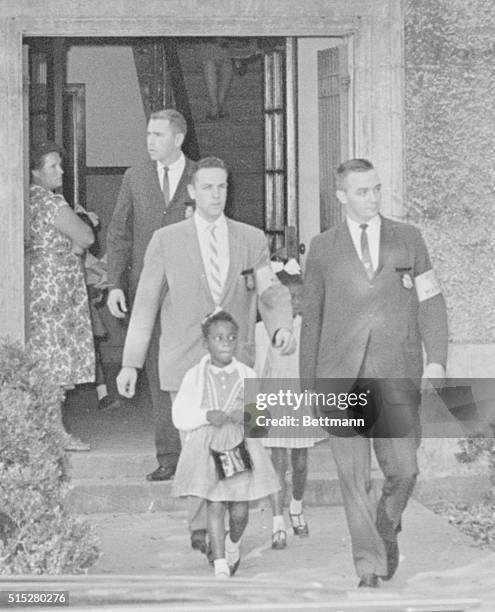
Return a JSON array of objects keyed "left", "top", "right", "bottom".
[
  {"left": 0, "top": 341, "right": 100, "bottom": 574},
  {"left": 456, "top": 433, "right": 495, "bottom": 498},
  {"left": 429, "top": 434, "right": 495, "bottom": 549}
]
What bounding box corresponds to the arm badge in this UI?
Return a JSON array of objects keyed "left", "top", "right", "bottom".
[{"left": 415, "top": 269, "right": 442, "bottom": 302}]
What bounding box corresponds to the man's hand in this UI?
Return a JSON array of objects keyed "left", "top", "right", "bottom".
[
  {"left": 71, "top": 242, "right": 85, "bottom": 255},
  {"left": 206, "top": 410, "right": 229, "bottom": 427},
  {"left": 117, "top": 366, "right": 138, "bottom": 398},
  {"left": 107, "top": 288, "right": 128, "bottom": 318},
  {"left": 273, "top": 328, "right": 297, "bottom": 355},
  {"left": 421, "top": 362, "right": 446, "bottom": 393},
  {"left": 86, "top": 211, "right": 100, "bottom": 227}
]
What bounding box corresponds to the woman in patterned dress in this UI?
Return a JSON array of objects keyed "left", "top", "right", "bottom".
[{"left": 29, "top": 141, "right": 96, "bottom": 451}]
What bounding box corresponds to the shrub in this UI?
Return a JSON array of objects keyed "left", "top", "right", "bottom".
[
  {"left": 0, "top": 341, "right": 100, "bottom": 574},
  {"left": 456, "top": 432, "right": 495, "bottom": 500}
]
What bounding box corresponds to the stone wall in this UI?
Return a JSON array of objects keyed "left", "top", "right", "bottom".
[{"left": 405, "top": 0, "right": 495, "bottom": 344}]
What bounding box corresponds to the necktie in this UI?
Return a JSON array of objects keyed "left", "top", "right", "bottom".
[
  {"left": 162, "top": 166, "right": 170, "bottom": 208},
  {"left": 360, "top": 223, "right": 374, "bottom": 280},
  {"left": 208, "top": 224, "right": 223, "bottom": 304}
]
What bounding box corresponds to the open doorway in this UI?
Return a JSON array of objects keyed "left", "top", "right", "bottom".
[{"left": 23, "top": 34, "right": 353, "bottom": 455}]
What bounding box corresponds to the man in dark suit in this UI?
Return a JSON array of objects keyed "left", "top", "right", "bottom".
[
  {"left": 106, "top": 109, "right": 194, "bottom": 482},
  {"left": 300, "top": 159, "right": 448, "bottom": 588}
]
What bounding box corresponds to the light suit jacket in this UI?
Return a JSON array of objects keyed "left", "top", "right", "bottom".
[
  {"left": 123, "top": 216, "right": 293, "bottom": 390},
  {"left": 300, "top": 216, "right": 448, "bottom": 386}
]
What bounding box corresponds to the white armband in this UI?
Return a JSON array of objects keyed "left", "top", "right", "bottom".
[
  {"left": 255, "top": 265, "right": 279, "bottom": 295},
  {"left": 415, "top": 269, "right": 442, "bottom": 302}
]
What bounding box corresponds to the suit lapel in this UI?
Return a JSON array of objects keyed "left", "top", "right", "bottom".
[
  {"left": 340, "top": 222, "right": 371, "bottom": 281},
  {"left": 375, "top": 215, "right": 394, "bottom": 277},
  {"left": 221, "top": 219, "right": 240, "bottom": 302},
  {"left": 169, "top": 157, "right": 193, "bottom": 209},
  {"left": 143, "top": 161, "right": 165, "bottom": 213},
  {"left": 183, "top": 218, "right": 213, "bottom": 301}
]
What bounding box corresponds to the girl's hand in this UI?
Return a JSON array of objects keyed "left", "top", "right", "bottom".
[
  {"left": 206, "top": 410, "right": 228, "bottom": 427},
  {"left": 229, "top": 409, "right": 245, "bottom": 425}
]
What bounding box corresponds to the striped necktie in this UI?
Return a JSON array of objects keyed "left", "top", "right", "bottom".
[
  {"left": 208, "top": 224, "right": 223, "bottom": 304},
  {"left": 162, "top": 166, "right": 170, "bottom": 208},
  {"left": 360, "top": 223, "right": 374, "bottom": 280}
]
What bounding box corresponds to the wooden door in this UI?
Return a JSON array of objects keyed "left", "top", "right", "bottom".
[
  {"left": 63, "top": 83, "right": 86, "bottom": 210},
  {"left": 263, "top": 37, "right": 298, "bottom": 259},
  {"left": 317, "top": 42, "right": 350, "bottom": 231}
]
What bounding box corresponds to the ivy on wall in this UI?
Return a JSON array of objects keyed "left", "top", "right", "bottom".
[{"left": 405, "top": 0, "right": 495, "bottom": 343}]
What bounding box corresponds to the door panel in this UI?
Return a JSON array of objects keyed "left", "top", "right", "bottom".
[
  {"left": 263, "top": 37, "right": 298, "bottom": 258},
  {"left": 63, "top": 84, "right": 86, "bottom": 209},
  {"left": 297, "top": 37, "right": 352, "bottom": 266},
  {"left": 318, "top": 42, "right": 349, "bottom": 231}
]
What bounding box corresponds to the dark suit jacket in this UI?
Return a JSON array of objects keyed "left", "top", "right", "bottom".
[
  {"left": 300, "top": 216, "right": 448, "bottom": 386},
  {"left": 106, "top": 157, "right": 195, "bottom": 298},
  {"left": 122, "top": 216, "right": 293, "bottom": 390}
]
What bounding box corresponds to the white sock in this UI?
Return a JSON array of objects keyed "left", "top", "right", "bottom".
[
  {"left": 225, "top": 533, "right": 240, "bottom": 566},
  {"left": 289, "top": 498, "right": 303, "bottom": 515},
  {"left": 96, "top": 384, "right": 108, "bottom": 400},
  {"left": 272, "top": 515, "right": 285, "bottom": 533},
  {"left": 214, "top": 558, "right": 230, "bottom": 578}
]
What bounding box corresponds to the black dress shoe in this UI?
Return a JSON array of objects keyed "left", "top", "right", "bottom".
[
  {"left": 146, "top": 465, "right": 175, "bottom": 481},
  {"left": 228, "top": 556, "right": 240, "bottom": 576},
  {"left": 381, "top": 537, "right": 399, "bottom": 581},
  {"left": 358, "top": 574, "right": 380, "bottom": 588},
  {"left": 98, "top": 395, "right": 121, "bottom": 411},
  {"left": 376, "top": 502, "right": 400, "bottom": 580}
]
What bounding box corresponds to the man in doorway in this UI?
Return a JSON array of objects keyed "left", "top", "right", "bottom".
[
  {"left": 116, "top": 156, "right": 295, "bottom": 556},
  {"left": 300, "top": 158, "right": 448, "bottom": 588},
  {"left": 106, "top": 109, "right": 194, "bottom": 482}
]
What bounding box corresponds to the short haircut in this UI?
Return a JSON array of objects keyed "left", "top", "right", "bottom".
[
  {"left": 276, "top": 270, "right": 303, "bottom": 287},
  {"left": 190, "top": 157, "right": 228, "bottom": 184},
  {"left": 336, "top": 158, "right": 374, "bottom": 190},
  {"left": 149, "top": 109, "right": 187, "bottom": 137},
  {"left": 201, "top": 310, "right": 239, "bottom": 339},
  {"left": 30, "top": 141, "right": 63, "bottom": 171}
]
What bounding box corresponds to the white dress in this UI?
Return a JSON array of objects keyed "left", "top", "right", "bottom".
[
  {"left": 254, "top": 316, "right": 327, "bottom": 448},
  {"left": 172, "top": 356, "right": 280, "bottom": 501}
]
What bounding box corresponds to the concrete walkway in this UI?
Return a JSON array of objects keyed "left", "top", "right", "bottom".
[{"left": 56, "top": 499, "right": 492, "bottom": 610}]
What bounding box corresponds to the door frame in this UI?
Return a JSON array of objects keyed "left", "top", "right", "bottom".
[{"left": 0, "top": 2, "right": 405, "bottom": 342}]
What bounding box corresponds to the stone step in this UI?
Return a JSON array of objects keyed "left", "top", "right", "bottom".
[
  {"left": 66, "top": 443, "right": 385, "bottom": 513},
  {"left": 67, "top": 443, "right": 339, "bottom": 480},
  {"left": 67, "top": 471, "right": 385, "bottom": 514}
]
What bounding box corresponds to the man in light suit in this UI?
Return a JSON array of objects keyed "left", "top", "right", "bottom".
[
  {"left": 106, "top": 109, "right": 195, "bottom": 482},
  {"left": 300, "top": 159, "right": 448, "bottom": 588},
  {"left": 117, "top": 156, "right": 295, "bottom": 556}
]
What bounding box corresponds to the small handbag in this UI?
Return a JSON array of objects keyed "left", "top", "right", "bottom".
[{"left": 210, "top": 440, "right": 252, "bottom": 480}]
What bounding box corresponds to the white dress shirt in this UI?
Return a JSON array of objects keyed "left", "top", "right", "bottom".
[
  {"left": 194, "top": 212, "right": 230, "bottom": 297},
  {"left": 157, "top": 152, "right": 186, "bottom": 202},
  {"left": 346, "top": 214, "right": 381, "bottom": 272}
]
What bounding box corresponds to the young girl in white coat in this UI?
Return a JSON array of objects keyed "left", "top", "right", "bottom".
[{"left": 172, "top": 310, "right": 279, "bottom": 578}]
